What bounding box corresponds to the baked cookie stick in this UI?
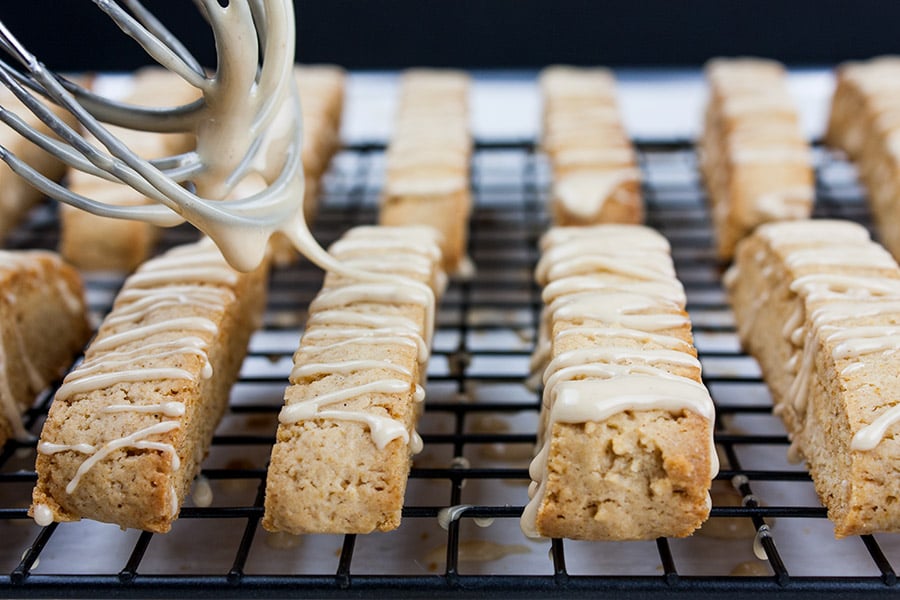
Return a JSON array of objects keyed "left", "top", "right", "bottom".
[
  {"left": 264, "top": 225, "right": 444, "bottom": 534},
  {"left": 540, "top": 66, "right": 642, "bottom": 226},
  {"left": 727, "top": 219, "right": 900, "bottom": 537},
  {"left": 30, "top": 239, "right": 268, "bottom": 532},
  {"left": 523, "top": 225, "right": 716, "bottom": 540},
  {"left": 826, "top": 57, "right": 900, "bottom": 260},
  {"left": 380, "top": 70, "right": 471, "bottom": 274},
  {"left": 699, "top": 58, "right": 814, "bottom": 260},
  {"left": 0, "top": 251, "right": 90, "bottom": 447},
  {"left": 295, "top": 65, "right": 345, "bottom": 223}
]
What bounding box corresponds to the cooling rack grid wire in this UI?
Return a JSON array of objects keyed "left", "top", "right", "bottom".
[{"left": 0, "top": 139, "right": 898, "bottom": 599}]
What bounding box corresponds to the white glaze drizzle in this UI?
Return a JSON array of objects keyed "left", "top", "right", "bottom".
[
  {"left": 279, "top": 227, "right": 443, "bottom": 453},
  {"left": 744, "top": 221, "right": 900, "bottom": 453},
  {"left": 35, "top": 239, "right": 243, "bottom": 509},
  {"left": 523, "top": 225, "right": 716, "bottom": 538},
  {"left": 39, "top": 421, "right": 181, "bottom": 495}
]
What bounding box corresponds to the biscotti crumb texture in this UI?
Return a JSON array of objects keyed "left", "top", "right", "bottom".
[
  {"left": 540, "top": 66, "right": 642, "bottom": 226},
  {"left": 30, "top": 238, "right": 268, "bottom": 532},
  {"left": 726, "top": 219, "right": 900, "bottom": 537},
  {"left": 263, "top": 225, "right": 444, "bottom": 535},
  {"left": 523, "top": 225, "right": 716, "bottom": 541},
  {"left": 699, "top": 58, "right": 813, "bottom": 260},
  {"left": 0, "top": 251, "right": 90, "bottom": 447}
]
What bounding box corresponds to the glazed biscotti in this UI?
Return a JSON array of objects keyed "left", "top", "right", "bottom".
[
  {"left": 699, "top": 58, "right": 814, "bottom": 260},
  {"left": 826, "top": 56, "right": 900, "bottom": 161},
  {"left": 0, "top": 251, "right": 90, "bottom": 447},
  {"left": 30, "top": 238, "right": 268, "bottom": 532},
  {"left": 726, "top": 219, "right": 900, "bottom": 537},
  {"left": 380, "top": 70, "right": 471, "bottom": 274},
  {"left": 523, "top": 225, "right": 716, "bottom": 541},
  {"left": 825, "top": 57, "right": 900, "bottom": 260},
  {"left": 60, "top": 67, "right": 202, "bottom": 271},
  {"left": 264, "top": 225, "right": 445, "bottom": 535},
  {"left": 540, "top": 66, "right": 642, "bottom": 226},
  {"left": 296, "top": 65, "right": 345, "bottom": 223}
]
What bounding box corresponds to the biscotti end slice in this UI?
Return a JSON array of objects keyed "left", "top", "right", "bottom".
[
  {"left": 727, "top": 219, "right": 900, "bottom": 537},
  {"left": 0, "top": 251, "right": 90, "bottom": 447},
  {"left": 379, "top": 176, "right": 470, "bottom": 272},
  {"left": 533, "top": 409, "right": 714, "bottom": 540},
  {"left": 524, "top": 225, "right": 716, "bottom": 541},
  {"left": 30, "top": 239, "right": 268, "bottom": 532},
  {"left": 263, "top": 226, "right": 444, "bottom": 535},
  {"left": 59, "top": 179, "right": 161, "bottom": 272},
  {"left": 550, "top": 169, "right": 643, "bottom": 226}
]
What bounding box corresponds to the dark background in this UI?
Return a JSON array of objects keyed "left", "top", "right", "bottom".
[{"left": 0, "top": 1, "right": 897, "bottom": 71}]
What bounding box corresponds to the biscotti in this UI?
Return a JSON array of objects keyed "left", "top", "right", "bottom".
[
  {"left": 30, "top": 238, "right": 268, "bottom": 532},
  {"left": 699, "top": 58, "right": 814, "bottom": 260},
  {"left": 60, "top": 68, "right": 202, "bottom": 271},
  {"left": 263, "top": 225, "right": 445, "bottom": 535},
  {"left": 826, "top": 56, "right": 900, "bottom": 161},
  {"left": 0, "top": 251, "right": 90, "bottom": 448},
  {"left": 380, "top": 70, "right": 471, "bottom": 274},
  {"left": 825, "top": 57, "right": 900, "bottom": 259},
  {"left": 0, "top": 85, "right": 79, "bottom": 238},
  {"left": 295, "top": 65, "right": 346, "bottom": 224},
  {"left": 726, "top": 219, "right": 900, "bottom": 537},
  {"left": 540, "top": 66, "right": 642, "bottom": 225},
  {"left": 523, "top": 225, "right": 716, "bottom": 541}
]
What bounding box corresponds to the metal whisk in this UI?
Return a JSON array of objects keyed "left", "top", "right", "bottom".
[{"left": 0, "top": 0, "right": 322, "bottom": 272}]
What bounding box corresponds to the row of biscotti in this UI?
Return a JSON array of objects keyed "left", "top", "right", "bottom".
[
  {"left": 698, "top": 58, "right": 814, "bottom": 260},
  {"left": 380, "top": 70, "right": 472, "bottom": 273},
  {"left": 826, "top": 57, "right": 900, "bottom": 260},
  {"left": 61, "top": 65, "right": 345, "bottom": 272},
  {"left": 18, "top": 219, "right": 900, "bottom": 541},
  {"left": 24, "top": 224, "right": 444, "bottom": 535},
  {"left": 539, "top": 66, "right": 642, "bottom": 226}
]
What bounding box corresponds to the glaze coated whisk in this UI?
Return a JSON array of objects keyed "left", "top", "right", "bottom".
[{"left": 0, "top": 1, "right": 332, "bottom": 272}]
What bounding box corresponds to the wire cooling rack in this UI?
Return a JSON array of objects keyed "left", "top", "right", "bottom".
[{"left": 0, "top": 139, "right": 898, "bottom": 599}]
